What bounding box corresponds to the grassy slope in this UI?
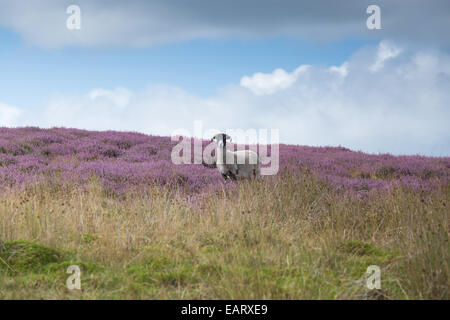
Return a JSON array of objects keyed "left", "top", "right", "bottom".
[{"left": 0, "top": 172, "right": 448, "bottom": 299}]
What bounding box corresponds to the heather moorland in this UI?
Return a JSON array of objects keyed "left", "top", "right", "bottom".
[{"left": 0, "top": 127, "right": 448, "bottom": 299}]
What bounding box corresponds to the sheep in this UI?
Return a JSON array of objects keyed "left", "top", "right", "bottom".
[{"left": 210, "top": 133, "right": 260, "bottom": 182}]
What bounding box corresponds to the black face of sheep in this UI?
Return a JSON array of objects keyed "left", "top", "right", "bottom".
[{"left": 211, "top": 133, "right": 231, "bottom": 147}]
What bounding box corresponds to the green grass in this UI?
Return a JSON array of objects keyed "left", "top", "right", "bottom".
[
  {"left": 0, "top": 173, "right": 448, "bottom": 299},
  {"left": 0, "top": 238, "right": 402, "bottom": 299}
]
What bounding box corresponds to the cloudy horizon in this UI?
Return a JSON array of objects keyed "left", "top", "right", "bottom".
[{"left": 0, "top": 1, "right": 449, "bottom": 156}]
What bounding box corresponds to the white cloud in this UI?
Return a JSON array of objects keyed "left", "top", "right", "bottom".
[
  {"left": 240, "top": 67, "right": 309, "bottom": 95},
  {"left": 8, "top": 41, "right": 450, "bottom": 156},
  {"left": 88, "top": 87, "right": 133, "bottom": 108},
  {"left": 370, "top": 40, "right": 402, "bottom": 72},
  {"left": 0, "top": 102, "right": 22, "bottom": 126},
  {"left": 329, "top": 62, "right": 349, "bottom": 77},
  {"left": 241, "top": 62, "right": 354, "bottom": 96}
]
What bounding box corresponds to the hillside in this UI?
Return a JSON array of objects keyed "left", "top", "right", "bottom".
[
  {"left": 0, "top": 127, "right": 448, "bottom": 299},
  {"left": 0, "top": 127, "right": 448, "bottom": 194}
]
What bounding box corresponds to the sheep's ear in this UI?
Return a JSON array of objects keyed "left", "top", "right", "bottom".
[{"left": 226, "top": 135, "right": 232, "bottom": 142}]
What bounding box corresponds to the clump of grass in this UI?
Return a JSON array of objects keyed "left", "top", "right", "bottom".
[
  {"left": 81, "top": 234, "right": 99, "bottom": 245},
  {"left": 338, "top": 240, "right": 391, "bottom": 257},
  {"left": 0, "top": 240, "right": 61, "bottom": 273},
  {"left": 351, "top": 170, "right": 373, "bottom": 179},
  {"left": 375, "top": 166, "right": 397, "bottom": 180}
]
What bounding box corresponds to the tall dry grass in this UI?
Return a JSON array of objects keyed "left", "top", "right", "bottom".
[{"left": 0, "top": 173, "right": 448, "bottom": 299}]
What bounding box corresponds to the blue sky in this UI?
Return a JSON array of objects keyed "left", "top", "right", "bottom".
[
  {"left": 0, "top": 0, "right": 449, "bottom": 156},
  {"left": 0, "top": 28, "right": 372, "bottom": 107}
]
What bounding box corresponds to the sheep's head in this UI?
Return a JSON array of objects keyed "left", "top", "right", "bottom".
[{"left": 211, "top": 133, "right": 231, "bottom": 147}]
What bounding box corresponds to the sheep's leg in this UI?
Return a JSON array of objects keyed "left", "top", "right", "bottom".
[
  {"left": 221, "top": 173, "right": 229, "bottom": 183},
  {"left": 228, "top": 171, "right": 237, "bottom": 181},
  {"left": 254, "top": 166, "right": 261, "bottom": 179}
]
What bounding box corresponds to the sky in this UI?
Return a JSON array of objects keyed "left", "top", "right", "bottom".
[{"left": 0, "top": 0, "right": 449, "bottom": 156}]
